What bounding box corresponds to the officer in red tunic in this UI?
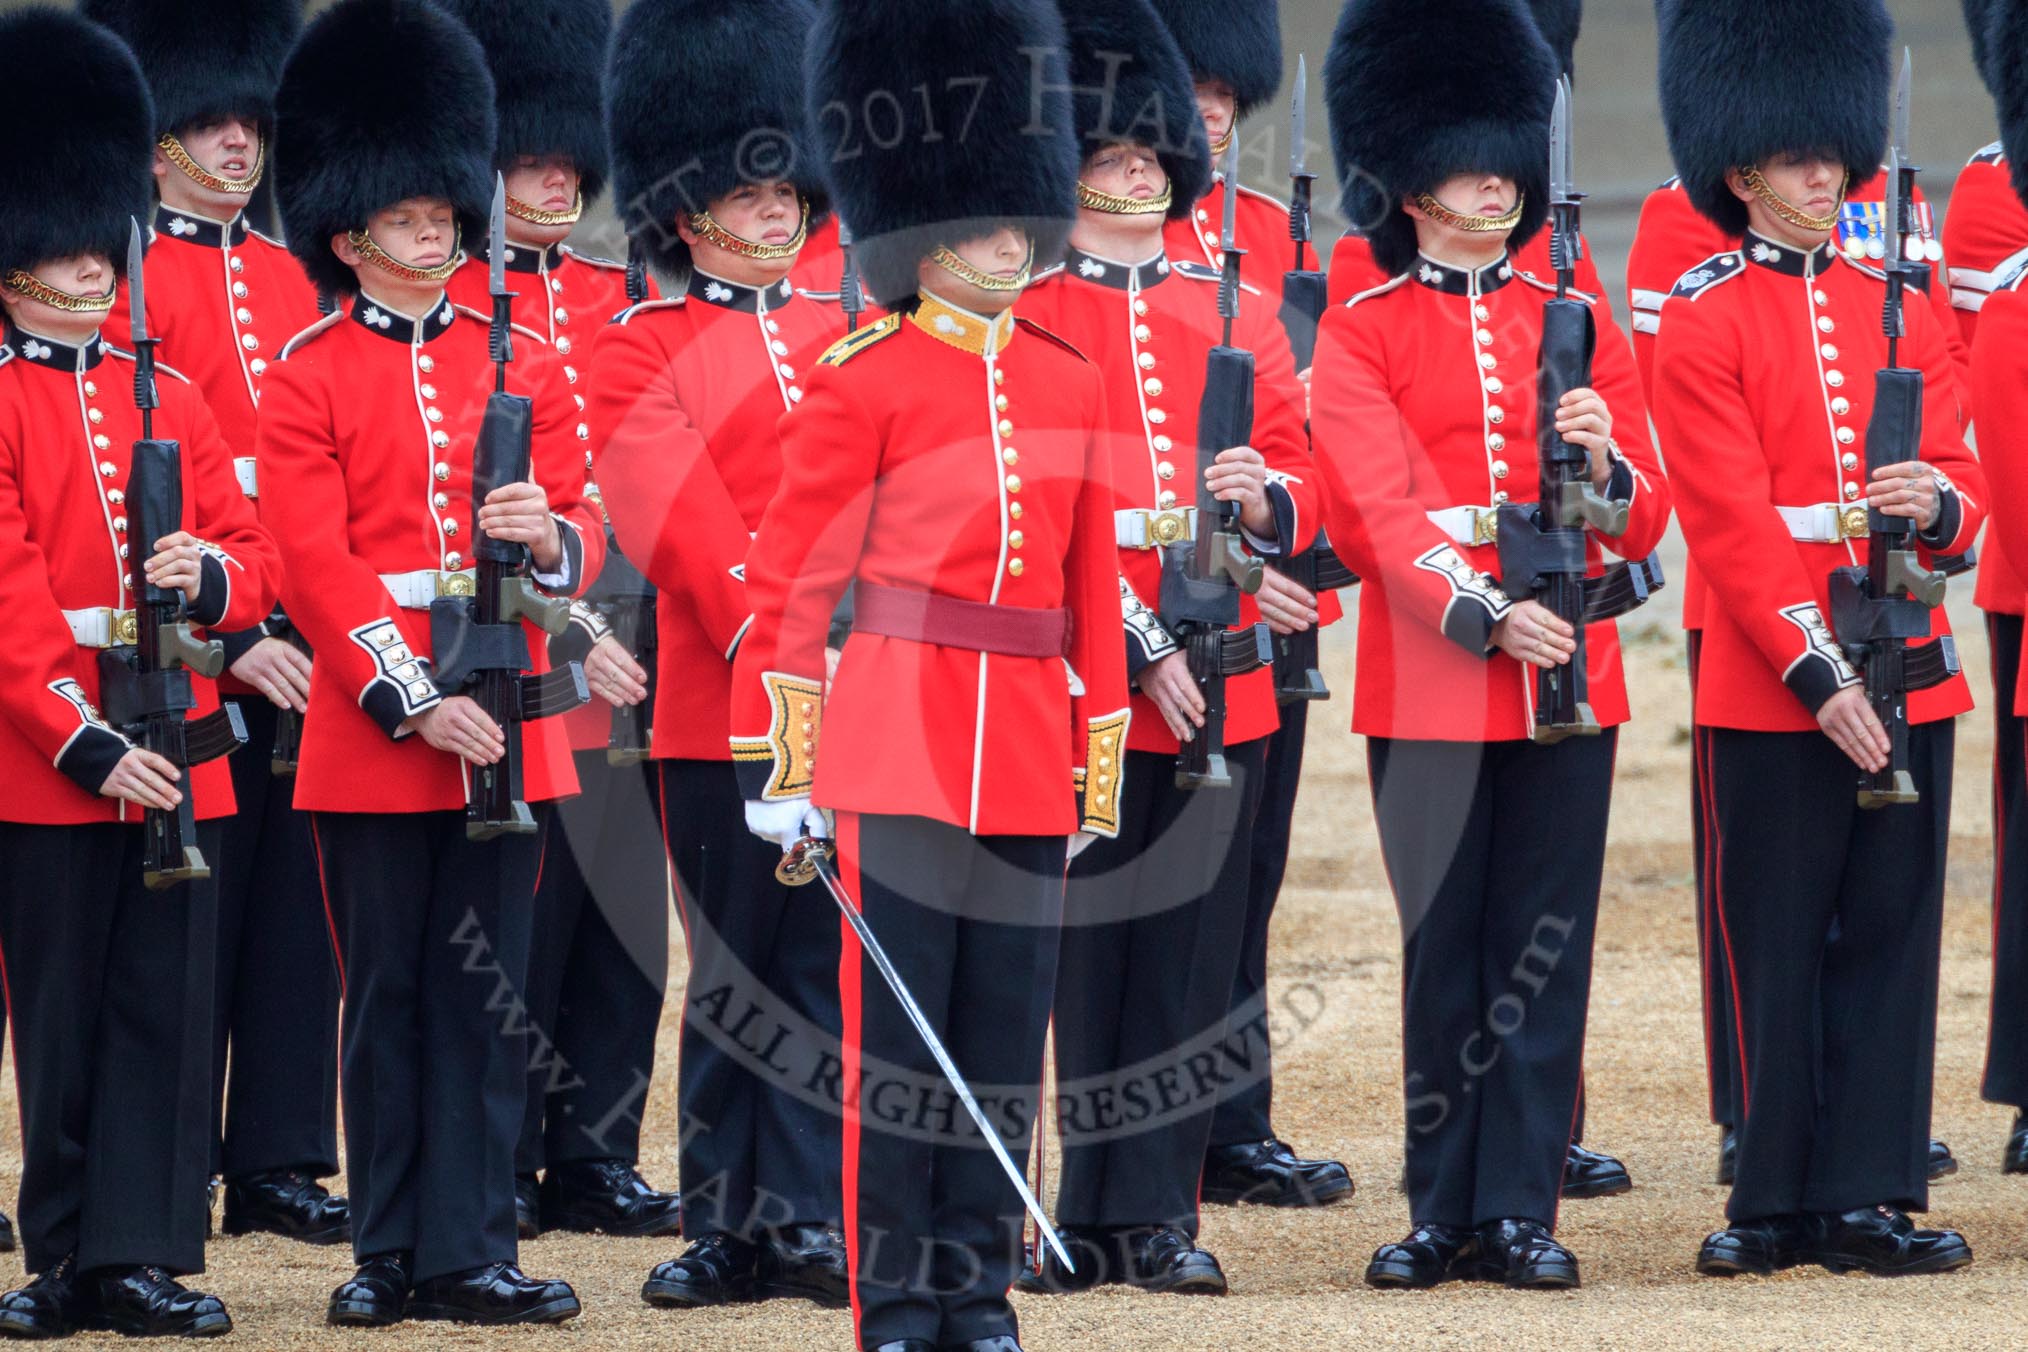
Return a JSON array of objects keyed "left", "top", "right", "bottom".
[
  {"left": 1015, "top": 0, "right": 1313, "bottom": 1295},
  {"left": 1313, "top": 0, "right": 1671, "bottom": 1290},
  {"left": 0, "top": 10, "right": 283, "bottom": 1337},
  {"left": 733, "top": 3, "right": 1130, "bottom": 1347},
  {"left": 432, "top": 0, "right": 682, "bottom": 1245},
  {"left": 596, "top": 0, "right": 849, "bottom": 1309},
  {"left": 1653, "top": 0, "right": 1981, "bottom": 1279},
  {"left": 1948, "top": 0, "right": 2028, "bottom": 1177},
  {"left": 82, "top": 0, "right": 348, "bottom": 1249},
  {"left": 260, "top": 0, "right": 601, "bottom": 1326}
]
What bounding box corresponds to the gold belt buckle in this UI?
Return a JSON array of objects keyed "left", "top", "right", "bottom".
[
  {"left": 112, "top": 609, "right": 138, "bottom": 646},
  {"left": 440, "top": 572, "right": 477, "bottom": 599},
  {"left": 1838, "top": 506, "right": 1870, "bottom": 541},
  {"left": 1149, "top": 510, "right": 1191, "bottom": 547},
  {"left": 1471, "top": 508, "right": 1501, "bottom": 547}
]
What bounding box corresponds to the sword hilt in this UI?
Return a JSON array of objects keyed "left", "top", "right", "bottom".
[{"left": 777, "top": 834, "right": 834, "bottom": 887}]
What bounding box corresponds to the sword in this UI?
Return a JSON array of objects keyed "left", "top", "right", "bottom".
[{"left": 778, "top": 835, "right": 1076, "bottom": 1274}]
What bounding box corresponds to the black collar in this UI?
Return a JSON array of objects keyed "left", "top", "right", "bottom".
[
  {"left": 153, "top": 204, "right": 248, "bottom": 250},
  {"left": 349, "top": 293, "right": 457, "bottom": 344},
  {"left": 1410, "top": 253, "right": 1515, "bottom": 295},
  {"left": 1061, "top": 247, "right": 1172, "bottom": 291},
  {"left": 1742, "top": 232, "right": 1839, "bottom": 277},
  {"left": 3, "top": 323, "right": 106, "bottom": 372},
  {"left": 470, "top": 241, "right": 563, "bottom": 275},
  {"left": 688, "top": 271, "right": 798, "bottom": 313}
]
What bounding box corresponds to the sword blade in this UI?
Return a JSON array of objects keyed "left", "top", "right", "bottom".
[
  {"left": 489, "top": 174, "right": 508, "bottom": 298},
  {"left": 808, "top": 845, "right": 1076, "bottom": 1274},
  {"left": 126, "top": 217, "right": 148, "bottom": 348},
  {"left": 1550, "top": 79, "right": 1572, "bottom": 204},
  {"left": 1290, "top": 55, "right": 1308, "bottom": 178}
]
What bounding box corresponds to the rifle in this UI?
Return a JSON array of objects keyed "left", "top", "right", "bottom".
[
  {"left": 100, "top": 217, "right": 247, "bottom": 887},
  {"left": 1827, "top": 51, "right": 1955, "bottom": 808},
  {"left": 1270, "top": 53, "right": 1349, "bottom": 705},
  {"left": 1496, "top": 78, "right": 1657, "bottom": 742},
  {"left": 433, "top": 177, "right": 588, "bottom": 838},
  {"left": 1159, "top": 133, "right": 1267, "bottom": 789},
  {"left": 591, "top": 243, "right": 659, "bottom": 766}
]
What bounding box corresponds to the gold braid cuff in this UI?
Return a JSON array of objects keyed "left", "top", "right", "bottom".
[
  {"left": 728, "top": 671, "right": 824, "bottom": 801},
  {"left": 158, "top": 132, "right": 265, "bottom": 195},
  {"left": 1, "top": 270, "right": 116, "bottom": 314},
  {"left": 1413, "top": 192, "right": 1526, "bottom": 233},
  {"left": 1077, "top": 180, "right": 1174, "bottom": 216},
  {"left": 345, "top": 227, "right": 465, "bottom": 285},
  {"left": 1073, "top": 709, "right": 1131, "bottom": 837},
  {"left": 506, "top": 190, "right": 584, "bottom": 227},
  {"left": 927, "top": 244, "right": 1033, "bottom": 292},
  {"left": 1739, "top": 167, "right": 1844, "bottom": 234},
  {"left": 686, "top": 201, "right": 809, "bottom": 261}
]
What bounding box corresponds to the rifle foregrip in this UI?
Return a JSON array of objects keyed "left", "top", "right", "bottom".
[
  {"left": 473, "top": 392, "right": 536, "bottom": 567},
  {"left": 1864, "top": 368, "right": 1923, "bottom": 539}
]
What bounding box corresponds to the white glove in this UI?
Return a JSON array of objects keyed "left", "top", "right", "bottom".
[
  {"left": 745, "top": 798, "right": 829, "bottom": 851},
  {"left": 1068, "top": 831, "right": 1100, "bottom": 861}
]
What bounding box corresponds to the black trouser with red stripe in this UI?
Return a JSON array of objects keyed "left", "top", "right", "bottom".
[
  {"left": 834, "top": 811, "right": 1060, "bottom": 1351},
  {"left": 0, "top": 820, "right": 220, "bottom": 1277},
  {"left": 1709, "top": 724, "right": 1949, "bottom": 1223},
  {"left": 1985, "top": 613, "right": 2028, "bottom": 1110},
  {"left": 214, "top": 698, "right": 340, "bottom": 1183},
  {"left": 1688, "top": 635, "right": 1742, "bottom": 1128},
  {"left": 311, "top": 809, "right": 541, "bottom": 1283},
  {"left": 1054, "top": 740, "right": 1267, "bottom": 1238},
  {"left": 1368, "top": 732, "right": 1613, "bottom": 1231},
  {"left": 516, "top": 751, "right": 668, "bottom": 1175},
  {"left": 1209, "top": 705, "right": 1308, "bottom": 1149},
  {"left": 661, "top": 759, "right": 839, "bottom": 1240}
]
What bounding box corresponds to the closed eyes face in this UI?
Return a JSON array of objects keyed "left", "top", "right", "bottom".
[{"left": 1082, "top": 143, "right": 1168, "bottom": 202}]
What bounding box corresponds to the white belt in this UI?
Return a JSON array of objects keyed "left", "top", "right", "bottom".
[
  {"left": 233, "top": 457, "right": 258, "bottom": 498},
  {"left": 1776, "top": 503, "right": 1870, "bottom": 543},
  {"left": 1115, "top": 506, "right": 1198, "bottom": 549},
  {"left": 1426, "top": 504, "right": 1515, "bottom": 548},
  {"left": 64, "top": 607, "right": 137, "bottom": 648},
  {"left": 379, "top": 569, "right": 477, "bottom": 609}
]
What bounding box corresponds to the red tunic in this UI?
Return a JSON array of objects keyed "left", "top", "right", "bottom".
[
  {"left": 0, "top": 328, "right": 281, "bottom": 824},
  {"left": 1653, "top": 235, "right": 1981, "bottom": 732},
  {"left": 729, "top": 294, "right": 1132, "bottom": 838},
  {"left": 1328, "top": 228, "right": 1607, "bottom": 311},
  {"left": 1944, "top": 146, "right": 2028, "bottom": 615},
  {"left": 1024, "top": 247, "right": 1317, "bottom": 754},
  {"left": 1310, "top": 252, "right": 1670, "bottom": 742},
  {"left": 1969, "top": 273, "right": 2028, "bottom": 707},
  {"left": 255, "top": 294, "right": 603, "bottom": 813},
  {"left": 593, "top": 271, "right": 845, "bottom": 759},
  {"left": 1163, "top": 177, "right": 1293, "bottom": 304}
]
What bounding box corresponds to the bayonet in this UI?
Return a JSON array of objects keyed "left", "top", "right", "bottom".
[
  {"left": 1288, "top": 55, "right": 1315, "bottom": 273},
  {"left": 1547, "top": 77, "right": 1584, "bottom": 294},
  {"left": 488, "top": 174, "right": 513, "bottom": 386},
  {"left": 1882, "top": 48, "right": 1914, "bottom": 347},
  {"left": 1216, "top": 131, "right": 1242, "bottom": 341},
  {"left": 127, "top": 218, "right": 159, "bottom": 433},
  {"left": 838, "top": 218, "right": 865, "bottom": 333}
]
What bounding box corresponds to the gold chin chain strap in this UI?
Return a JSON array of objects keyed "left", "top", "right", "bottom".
[
  {"left": 1, "top": 270, "right": 116, "bottom": 314},
  {"left": 1076, "top": 180, "right": 1174, "bottom": 217},
  {"left": 1208, "top": 129, "right": 1234, "bottom": 158},
  {"left": 927, "top": 243, "right": 1034, "bottom": 292},
  {"left": 158, "top": 132, "right": 265, "bottom": 195},
  {"left": 345, "top": 225, "right": 465, "bottom": 285},
  {"left": 506, "top": 190, "right": 584, "bottom": 228},
  {"left": 686, "top": 201, "right": 810, "bottom": 261},
  {"left": 1413, "top": 192, "right": 1526, "bottom": 233},
  {"left": 1739, "top": 166, "right": 1844, "bottom": 234}
]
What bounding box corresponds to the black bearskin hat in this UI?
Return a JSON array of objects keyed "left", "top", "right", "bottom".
[
  {"left": 1526, "top": 0, "right": 1581, "bottom": 79},
  {"left": 1967, "top": 0, "right": 2003, "bottom": 98},
  {"left": 80, "top": 0, "right": 298, "bottom": 140},
  {"left": 1660, "top": 0, "right": 1892, "bottom": 238},
  {"left": 437, "top": 0, "right": 611, "bottom": 204},
  {"left": 1063, "top": 0, "right": 1212, "bottom": 219},
  {"left": 609, "top": 0, "right": 824, "bottom": 282},
  {"left": 1325, "top": 0, "right": 1556, "bottom": 278},
  {"left": 805, "top": 0, "right": 1080, "bottom": 307},
  {"left": 1992, "top": 1, "right": 2028, "bottom": 203},
  {"left": 1148, "top": 0, "right": 1283, "bottom": 120},
  {"left": 0, "top": 8, "right": 154, "bottom": 278},
  {"left": 274, "top": 0, "right": 496, "bottom": 300}
]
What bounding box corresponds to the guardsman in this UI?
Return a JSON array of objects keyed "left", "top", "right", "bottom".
[
  {"left": 1313, "top": 0, "right": 1670, "bottom": 1290},
  {"left": 434, "top": 0, "right": 682, "bottom": 1245},
  {"left": 596, "top": 0, "right": 849, "bottom": 1309},
  {"left": 0, "top": 10, "right": 282, "bottom": 1337},
  {"left": 261, "top": 0, "right": 601, "bottom": 1325},
  {"left": 1948, "top": 0, "right": 2028, "bottom": 1177},
  {"left": 733, "top": 1, "right": 1130, "bottom": 1346},
  {"left": 1145, "top": 0, "right": 1355, "bottom": 1214},
  {"left": 82, "top": 0, "right": 347, "bottom": 1248},
  {"left": 1016, "top": 0, "right": 1314, "bottom": 1297},
  {"left": 1654, "top": 0, "right": 1981, "bottom": 1278}
]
